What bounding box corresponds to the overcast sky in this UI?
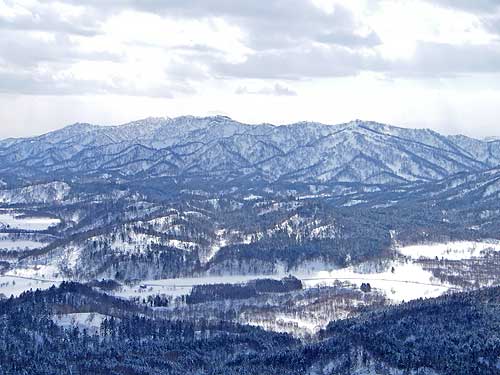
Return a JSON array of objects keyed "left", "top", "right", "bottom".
[{"left": 1, "top": 0, "right": 500, "bottom": 139}]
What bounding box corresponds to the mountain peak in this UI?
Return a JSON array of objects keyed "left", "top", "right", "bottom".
[{"left": 62, "top": 122, "right": 100, "bottom": 132}]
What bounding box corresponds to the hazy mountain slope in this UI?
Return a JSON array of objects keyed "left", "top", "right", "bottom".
[
  {"left": 2, "top": 117, "right": 500, "bottom": 282},
  {"left": 3, "top": 283, "right": 497, "bottom": 375},
  {"left": 1, "top": 116, "right": 499, "bottom": 188}
]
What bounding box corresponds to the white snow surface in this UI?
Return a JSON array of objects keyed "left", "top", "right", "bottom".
[
  {"left": 0, "top": 211, "right": 60, "bottom": 231},
  {"left": 53, "top": 313, "right": 109, "bottom": 334},
  {"left": 0, "top": 182, "right": 70, "bottom": 204},
  {"left": 398, "top": 240, "right": 500, "bottom": 260},
  {"left": 299, "top": 260, "right": 451, "bottom": 303},
  {"left": 0, "top": 234, "right": 47, "bottom": 251},
  {"left": 0, "top": 276, "right": 60, "bottom": 298},
  {"left": 114, "top": 259, "right": 451, "bottom": 303}
]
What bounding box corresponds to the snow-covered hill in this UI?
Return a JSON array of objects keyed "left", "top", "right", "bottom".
[
  {"left": 1, "top": 116, "right": 499, "bottom": 187},
  {"left": 0, "top": 182, "right": 70, "bottom": 204}
]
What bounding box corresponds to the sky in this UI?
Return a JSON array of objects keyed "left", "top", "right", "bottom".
[{"left": 1, "top": 0, "right": 500, "bottom": 139}]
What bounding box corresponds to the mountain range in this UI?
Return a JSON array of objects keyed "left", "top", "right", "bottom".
[
  {"left": 2, "top": 116, "right": 500, "bottom": 191},
  {"left": 1, "top": 116, "right": 500, "bottom": 281}
]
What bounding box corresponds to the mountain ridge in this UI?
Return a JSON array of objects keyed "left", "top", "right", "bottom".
[{"left": 1, "top": 116, "right": 500, "bottom": 190}]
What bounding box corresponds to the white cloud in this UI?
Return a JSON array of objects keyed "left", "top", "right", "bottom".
[
  {"left": 236, "top": 83, "right": 298, "bottom": 96},
  {"left": 0, "top": 0, "right": 500, "bottom": 138}
]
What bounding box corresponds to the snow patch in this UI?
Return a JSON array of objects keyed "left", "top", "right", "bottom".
[
  {"left": 398, "top": 241, "right": 500, "bottom": 260},
  {"left": 0, "top": 211, "right": 60, "bottom": 231}
]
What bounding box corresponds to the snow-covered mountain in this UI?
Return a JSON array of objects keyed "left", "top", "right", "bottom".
[
  {"left": 1, "top": 116, "right": 499, "bottom": 188},
  {"left": 2, "top": 116, "right": 500, "bottom": 281}
]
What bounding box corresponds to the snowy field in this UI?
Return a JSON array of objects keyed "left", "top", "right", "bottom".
[
  {"left": 114, "top": 260, "right": 452, "bottom": 303},
  {"left": 0, "top": 211, "right": 60, "bottom": 231},
  {"left": 3, "top": 240, "right": 499, "bottom": 306},
  {"left": 6, "top": 265, "right": 60, "bottom": 279},
  {"left": 0, "top": 233, "right": 47, "bottom": 251},
  {"left": 114, "top": 274, "right": 286, "bottom": 299},
  {"left": 298, "top": 261, "right": 452, "bottom": 302},
  {"left": 53, "top": 313, "right": 109, "bottom": 335},
  {"left": 0, "top": 275, "right": 60, "bottom": 298},
  {"left": 0, "top": 265, "right": 62, "bottom": 297},
  {"left": 398, "top": 240, "right": 500, "bottom": 260}
]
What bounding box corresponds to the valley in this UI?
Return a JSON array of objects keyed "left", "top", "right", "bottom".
[{"left": 1, "top": 117, "right": 500, "bottom": 373}]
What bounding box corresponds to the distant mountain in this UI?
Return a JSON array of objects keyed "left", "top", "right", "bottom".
[
  {"left": 1, "top": 116, "right": 499, "bottom": 189},
  {"left": 3, "top": 282, "right": 499, "bottom": 375},
  {"left": 2, "top": 116, "right": 500, "bottom": 281}
]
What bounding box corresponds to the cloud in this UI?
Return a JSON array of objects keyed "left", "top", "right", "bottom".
[
  {"left": 0, "top": 67, "right": 194, "bottom": 97},
  {"left": 0, "top": 31, "right": 120, "bottom": 67},
  {"left": 389, "top": 41, "right": 500, "bottom": 77},
  {"left": 57, "top": 0, "right": 381, "bottom": 50},
  {"left": 317, "top": 30, "right": 381, "bottom": 48},
  {"left": 1, "top": 0, "right": 500, "bottom": 100},
  {"left": 214, "top": 45, "right": 380, "bottom": 79},
  {"left": 424, "top": 0, "right": 500, "bottom": 13},
  {"left": 212, "top": 40, "right": 500, "bottom": 80},
  {"left": 424, "top": 0, "right": 500, "bottom": 37},
  {"left": 235, "top": 83, "right": 297, "bottom": 96},
  {"left": 0, "top": 1, "right": 104, "bottom": 36}
]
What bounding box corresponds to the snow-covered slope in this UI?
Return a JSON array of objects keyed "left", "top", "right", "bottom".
[
  {"left": 0, "top": 182, "right": 70, "bottom": 204},
  {"left": 1, "top": 117, "right": 499, "bottom": 187}
]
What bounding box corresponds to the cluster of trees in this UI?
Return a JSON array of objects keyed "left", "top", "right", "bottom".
[
  {"left": 0, "top": 282, "right": 298, "bottom": 375},
  {"left": 251, "top": 276, "right": 303, "bottom": 294},
  {"left": 186, "top": 276, "right": 303, "bottom": 305},
  {"left": 318, "top": 286, "right": 500, "bottom": 375},
  {"left": 186, "top": 283, "right": 257, "bottom": 305},
  {"left": 0, "top": 282, "right": 500, "bottom": 374}
]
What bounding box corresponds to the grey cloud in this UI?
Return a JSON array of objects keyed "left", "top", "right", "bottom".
[
  {"left": 4, "top": 0, "right": 500, "bottom": 97},
  {"left": 212, "top": 40, "right": 500, "bottom": 80},
  {"left": 388, "top": 41, "right": 500, "bottom": 77},
  {"left": 423, "top": 0, "right": 500, "bottom": 37},
  {"left": 0, "top": 69, "right": 193, "bottom": 97},
  {"left": 483, "top": 15, "right": 500, "bottom": 35},
  {"left": 317, "top": 30, "right": 381, "bottom": 48},
  {"left": 0, "top": 1, "right": 103, "bottom": 35},
  {"left": 214, "top": 46, "right": 381, "bottom": 79},
  {"left": 165, "top": 61, "right": 210, "bottom": 81},
  {"left": 0, "top": 70, "right": 109, "bottom": 96},
  {"left": 55, "top": 0, "right": 380, "bottom": 50},
  {"left": 0, "top": 32, "right": 120, "bottom": 67},
  {"left": 236, "top": 83, "right": 297, "bottom": 96},
  {"left": 424, "top": 0, "right": 500, "bottom": 13}
]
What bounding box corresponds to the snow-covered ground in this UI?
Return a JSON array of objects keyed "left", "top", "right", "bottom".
[
  {"left": 204, "top": 229, "right": 229, "bottom": 263},
  {"left": 0, "top": 275, "right": 60, "bottom": 298},
  {"left": 398, "top": 240, "right": 500, "bottom": 260},
  {"left": 244, "top": 315, "right": 321, "bottom": 336},
  {"left": 0, "top": 237, "right": 46, "bottom": 251},
  {"left": 298, "top": 261, "right": 452, "bottom": 302},
  {"left": 0, "top": 265, "right": 62, "bottom": 297},
  {"left": 53, "top": 312, "right": 109, "bottom": 334},
  {"left": 4, "top": 240, "right": 499, "bottom": 308},
  {"left": 114, "top": 259, "right": 451, "bottom": 303},
  {"left": 0, "top": 211, "right": 60, "bottom": 231},
  {"left": 114, "top": 273, "right": 286, "bottom": 299},
  {"left": 6, "top": 265, "right": 60, "bottom": 280}
]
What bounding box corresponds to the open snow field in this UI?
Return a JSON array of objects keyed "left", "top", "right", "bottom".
[
  {"left": 114, "top": 260, "right": 452, "bottom": 303},
  {"left": 0, "top": 211, "right": 60, "bottom": 231},
  {"left": 52, "top": 313, "right": 109, "bottom": 335},
  {"left": 115, "top": 241, "right": 500, "bottom": 303},
  {"left": 0, "top": 265, "right": 62, "bottom": 298},
  {"left": 398, "top": 240, "right": 500, "bottom": 260},
  {"left": 299, "top": 261, "right": 453, "bottom": 302},
  {"left": 2, "top": 240, "right": 498, "bottom": 306},
  {"left": 114, "top": 273, "right": 286, "bottom": 299},
  {"left": 0, "top": 275, "right": 60, "bottom": 298},
  {"left": 0, "top": 233, "right": 47, "bottom": 251}
]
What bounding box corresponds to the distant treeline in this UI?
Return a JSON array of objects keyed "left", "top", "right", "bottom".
[{"left": 186, "top": 276, "right": 303, "bottom": 304}]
